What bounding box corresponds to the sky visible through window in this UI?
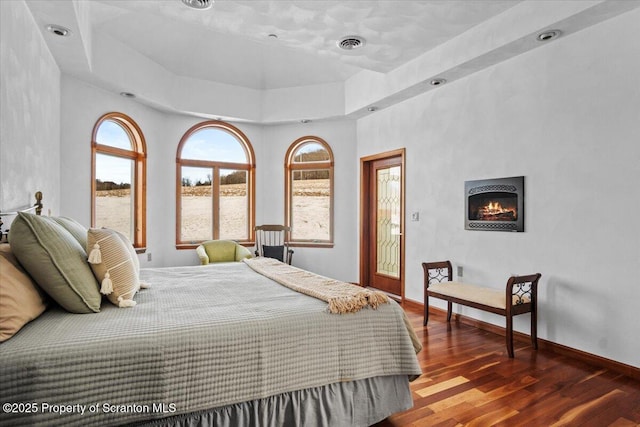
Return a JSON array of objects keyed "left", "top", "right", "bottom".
[
  {"left": 297, "top": 142, "right": 323, "bottom": 155},
  {"left": 181, "top": 128, "right": 248, "bottom": 184},
  {"left": 96, "top": 120, "right": 131, "bottom": 150},
  {"left": 96, "top": 153, "right": 132, "bottom": 185},
  {"left": 95, "top": 120, "right": 133, "bottom": 184}
]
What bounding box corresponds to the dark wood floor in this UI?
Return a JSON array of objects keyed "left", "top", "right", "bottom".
[{"left": 376, "top": 304, "right": 640, "bottom": 427}]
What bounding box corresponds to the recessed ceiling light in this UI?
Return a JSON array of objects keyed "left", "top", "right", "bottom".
[
  {"left": 367, "top": 106, "right": 378, "bottom": 112},
  {"left": 268, "top": 34, "right": 278, "bottom": 39},
  {"left": 181, "top": 0, "right": 214, "bottom": 10},
  {"left": 46, "top": 24, "right": 71, "bottom": 37},
  {"left": 120, "top": 92, "right": 136, "bottom": 98},
  {"left": 537, "top": 30, "right": 561, "bottom": 42},
  {"left": 430, "top": 78, "right": 447, "bottom": 86},
  {"left": 337, "top": 36, "right": 366, "bottom": 51}
]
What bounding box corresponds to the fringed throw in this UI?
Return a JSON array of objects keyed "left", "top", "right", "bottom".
[{"left": 244, "top": 257, "right": 389, "bottom": 314}]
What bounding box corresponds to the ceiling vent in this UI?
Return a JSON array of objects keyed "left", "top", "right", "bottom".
[
  {"left": 181, "top": 0, "right": 213, "bottom": 10},
  {"left": 337, "top": 36, "right": 366, "bottom": 51},
  {"left": 537, "top": 30, "right": 561, "bottom": 41},
  {"left": 46, "top": 24, "right": 71, "bottom": 37}
]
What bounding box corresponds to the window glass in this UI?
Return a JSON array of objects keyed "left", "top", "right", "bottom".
[
  {"left": 180, "top": 128, "right": 247, "bottom": 162},
  {"left": 286, "top": 137, "right": 333, "bottom": 244},
  {"left": 291, "top": 169, "right": 330, "bottom": 241},
  {"left": 95, "top": 120, "right": 132, "bottom": 150},
  {"left": 219, "top": 169, "right": 248, "bottom": 240},
  {"left": 95, "top": 154, "right": 134, "bottom": 240},
  {"left": 177, "top": 121, "right": 255, "bottom": 246},
  {"left": 180, "top": 166, "right": 213, "bottom": 243},
  {"left": 92, "top": 113, "right": 146, "bottom": 249},
  {"left": 293, "top": 143, "right": 330, "bottom": 162}
]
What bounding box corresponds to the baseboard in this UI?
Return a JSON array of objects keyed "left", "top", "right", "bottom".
[{"left": 402, "top": 298, "right": 640, "bottom": 381}]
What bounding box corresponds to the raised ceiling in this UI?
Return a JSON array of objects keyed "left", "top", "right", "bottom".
[
  {"left": 25, "top": 0, "right": 640, "bottom": 123},
  {"left": 88, "top": 0, "right": 518, "bottom": 90}
]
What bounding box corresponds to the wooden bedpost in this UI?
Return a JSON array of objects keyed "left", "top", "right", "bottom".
[{"left": 35, "top": 191, "right": 43, "bottom": 215}]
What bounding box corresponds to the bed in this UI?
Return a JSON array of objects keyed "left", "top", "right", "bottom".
[{"left": 0, "top": 194, "right": 422, "bottom": 427}]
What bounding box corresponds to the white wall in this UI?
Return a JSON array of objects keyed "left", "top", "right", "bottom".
[
  {"left": 261, "top": 121, "right": 358, "bottom": 281},
  {"left": 0, "top": 0, "right": 60, "bottom": 217},
  {"left": 357, "top": 10, "right": 640, "bottom": 367},
  {"left": 59, "top": 76, "right": 358, "bottom": 280}
]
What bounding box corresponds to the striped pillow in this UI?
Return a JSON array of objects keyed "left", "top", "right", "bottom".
[{"left": 87, "top": 228, "right": 139, "bottom": 307}]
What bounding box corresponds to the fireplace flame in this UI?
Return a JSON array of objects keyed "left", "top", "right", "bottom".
[{"left": 478, "top": 201, "right": 517, "bottom": 221}]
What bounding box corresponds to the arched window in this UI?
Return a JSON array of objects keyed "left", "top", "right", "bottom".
[
  {"left": 285, "top": 136, "right": 334, "bottom": 246},
  {"left": 91, "top": 112, "right": 146, "bottom": 249},
  {"left": 176, "top": 120, "right": 255, "bottom": 247}
]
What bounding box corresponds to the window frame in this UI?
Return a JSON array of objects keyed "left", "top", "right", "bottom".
[
  {"left": 284, "top": 136, "right": 334, "bottom": 247},
  {"left": 91, "top": 112, "right": 147, "bottom": 251},
  {"left": 175, "top": 120, "right": 256, "bottom": 249}
]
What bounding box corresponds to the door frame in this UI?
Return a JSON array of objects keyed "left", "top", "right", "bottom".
[{"left": 359, "top": 148, "right": 406, "bottom": 301}]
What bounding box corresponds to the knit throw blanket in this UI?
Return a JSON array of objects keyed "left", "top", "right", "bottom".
[{"left": 244, "top": 257, "right": 389, "bottom": 314}]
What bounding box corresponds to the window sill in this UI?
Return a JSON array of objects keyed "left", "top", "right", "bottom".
[
  {"left": 176, "top": 241, "right": 255, "bottom": 250},
  {"left": 288, "top": 242, "right": 334, "bottom": 249}
]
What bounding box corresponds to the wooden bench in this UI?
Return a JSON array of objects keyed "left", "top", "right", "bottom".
[{"left": 422, "top": 261, "right": 541, "bottom": 358}]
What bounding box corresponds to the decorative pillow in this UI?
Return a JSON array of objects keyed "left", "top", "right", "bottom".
[
  {"left": 87, "top": 228, "right": 139, "bottom": 307},
  {"left": 262, "top": 245, "right": 284, "bottom": 262},
  {"left": 50, "top": 216, "right": 88, "bottom": 252},
  {"left": 111, "top": 229, "right": 140, "bottom": 274},
  {"left": 111, "top": 229, "right": 149, "bottom": 290},
  {"left": 0, "top": 245, "right": 48, "bottom": 342},
  {"left": 9, "top": 212, "right": 101, "bottom": 313}
]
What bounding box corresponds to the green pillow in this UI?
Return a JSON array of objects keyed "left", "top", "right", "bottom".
[
  {"left": 9, "top": 212, "right": 101, "bottom": 313},
  {"left": 50, "top": 216, "right": 88, "bottom": 251}
]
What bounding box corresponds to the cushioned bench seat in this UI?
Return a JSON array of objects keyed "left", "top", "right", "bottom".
[{"left": 428, "top": 282, "right": 531, "bottom": 310}]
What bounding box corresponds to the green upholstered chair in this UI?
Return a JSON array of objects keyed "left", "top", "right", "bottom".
[{"left": 196, "top": 240, "right": 253, "bottom": 265}]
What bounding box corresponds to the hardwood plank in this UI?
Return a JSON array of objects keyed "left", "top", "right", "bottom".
[
  {"left": 550, "top": 390, "right": 625, "bottom": 426},
  {"left": 415, "top": 376, "right": 469, "bottom": 398},
  {"left": 374, "top": 304, "right": 640, "bottom": 426},
  {"left": 464, "top": 406, "right": 519, "bottom": 426},
  {"left": 609, "top": 417, "right": 638, "bottom": 427}
]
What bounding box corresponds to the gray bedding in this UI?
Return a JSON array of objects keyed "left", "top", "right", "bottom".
[{"left": 0, "top": 262, "right": 421, "bottom": 426}]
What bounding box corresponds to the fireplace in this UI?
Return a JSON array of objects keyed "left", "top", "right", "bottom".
[{"left": 465, "top": 176, "right": 524, "bottom": 232}]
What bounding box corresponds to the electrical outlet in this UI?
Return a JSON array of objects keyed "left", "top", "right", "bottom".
[
  {"left": 457, "top": 265, "right": 463, "bottom": 277},
  {"left": 147, "top": 253, "right": 152, "bottom": 262},
  {"left": 411, "top": 211, "right": 419, "bottom": 221}
]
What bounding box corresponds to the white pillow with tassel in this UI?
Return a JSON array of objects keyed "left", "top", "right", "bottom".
[
  {"left": 87, "top": 228, "right": 139, "bottom": 308},
  {"left": 110, "top": 229, "right": 151, "bottom": 291}
]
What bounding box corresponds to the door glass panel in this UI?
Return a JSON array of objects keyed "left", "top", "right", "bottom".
[
  {"left": 95, "top": 153, "right": 133, "bottom": 240},
  {"left": 219, "top": 169, "right": 248, "bottom": 240},
  {"left": 376, "top": 166, "right": 401, "bottom": 278},
  {"left": 181, "top": 166, "right": 212, "bottom": 242}
]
